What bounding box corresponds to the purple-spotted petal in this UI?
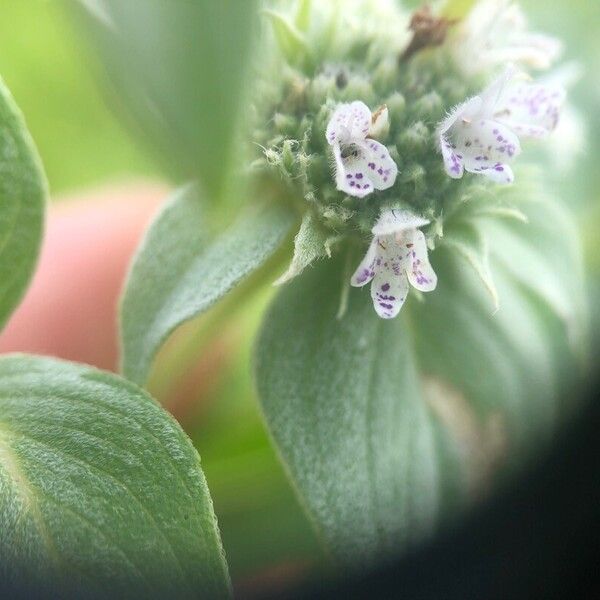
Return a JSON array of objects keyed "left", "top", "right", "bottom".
[
  {"left": 350, "top": 237, "right": 379, "bottom": 287},
  {"left": 495, "top": 82, "right": 565, "bottom": 139},
  {"left": 404, "top": 230, "right": 437, "bottom": 292},
  {"left": 333, "top": 140, "right": 397, "bottom": 198},
  {"left": 326, "top": 101, "right": 371, "bottom": 146},
  {"left": 333, "top": 143, "right": 375, "bottom": 198},
  {"left": 455, "top": 118, "right": 521, "bottom": 165},
  {"left": 370, "top": 265, "right": 409, "bottom": 319},
  {"left": 465, "top": 160, "right": 515, "bottom": 184},
  {"left": 357, "top": 140, "right": 398, "bottom": 191},
  {"left": 440, "top": 133, "right": 464, "bottom": 179}
]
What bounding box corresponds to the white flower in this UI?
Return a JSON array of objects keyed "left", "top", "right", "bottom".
[
  {"left": 326, "top": 101, "right": 398, "bottom": 198},
  {"left": 454, "top": 0, "right": 562, "bottom": 76},
  {"left": 351, "top": 209, "right": 437, "bottom": 319},
  {"left": 438, "top": 66, "right": 565, "bottom": 184}
]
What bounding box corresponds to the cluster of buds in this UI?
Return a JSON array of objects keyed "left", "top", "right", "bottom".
[{"left": 255, "top": 0, "right": 569, "bottom": 319}]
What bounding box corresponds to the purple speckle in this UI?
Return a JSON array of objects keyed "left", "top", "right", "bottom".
[{"left": 381, "top": 283, "right": 390, "bottom": 291}]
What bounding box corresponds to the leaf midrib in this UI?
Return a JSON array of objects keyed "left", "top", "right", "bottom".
[{"left": 0, "top": 421, "right": 61, "bottom": 569}]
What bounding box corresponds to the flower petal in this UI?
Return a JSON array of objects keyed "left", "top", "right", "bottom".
[
  {"left": 370, "top": 263, "right": 409, "bottom": 319},
  {"left": 438, "top": 96, "right": 483, "bottom": 136},
  {"left": 465, "top": 160, "right": 515, "bottom": 184},
  {"left": 478, "top": 65, "right": 517, "bottom": 114},
  {"left": 404, "top": 229, "right": 437, "bottom": 292},
  {"left": 456, "top": 118, "right": 521, "bottom": 165},
  {"left": 372, "top": 209, "right": 429, "bottom": 236},
  {"left": 350, "top": 237, "right": 379, "bottom": 287},
  {"left": 332, "top": 143, "right": 375, "bottom": 198},
  {"left": 440, "top": 134, "right": 464, "bottom": 179},
  {"left": 496, "top": 82, "right": 566, "bottom": 138},
  {"left": 326, "top": 101, "right": 371, "bottom": 146},
  {"left": 333, "top": 140, "right": 397, "bottom": 198},
  {"left": 357, "top": 140, "right": 398, "bottom": 191}
]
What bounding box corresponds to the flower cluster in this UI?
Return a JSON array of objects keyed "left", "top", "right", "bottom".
[
  {"left": 256, "top": 0, "right": 568, "bottom": 319},
  {"left": 325, "top": 64, "right": 564, "bottom": 316}
]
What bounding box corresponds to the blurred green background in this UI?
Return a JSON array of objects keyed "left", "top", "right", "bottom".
[{"left": 0, "top": 0, "right": 598, "bottom": 588}]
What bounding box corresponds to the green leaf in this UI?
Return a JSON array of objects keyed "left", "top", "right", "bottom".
[
  {"left": 255, "top": 196, "right": 584, "bottom": 566},
  {"left": 264, "top": 9, "right": 311, "bottom": 65},
  {"left": 0, "top": 77, "right": 47, "bottom": 331},
  {"left": 120, "top": 185, "right": 295, "bottom": 385},
  {"left": 274, "top": 211, "right": 330, "bottom": 285},
  {"left": 72, "top": 0, "right": 259, "bottom": 201},
  {"left": 0, "top": 354, "right": 230, "bottom": 598},
  {"left": 443, "top": 223, "right": 499, "bottom": 311}
]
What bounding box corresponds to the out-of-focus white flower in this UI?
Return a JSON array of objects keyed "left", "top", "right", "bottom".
[
  {"left": 438, "top": 66, "right": 565, "bottom": 184},
  {"left": 453, "top": 0, "right": 562, "bottom": 76},
  {"left": 326, "top": 101, "right": 398, "bottom": 198},
  {"left": 351, "top": 209, "right": 437, "bottom": 319}
]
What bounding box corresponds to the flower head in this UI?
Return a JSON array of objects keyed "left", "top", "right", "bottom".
[
  {"left": 438, "top": 67, "right": 565, "bottom": 184},
  {"left": 455, "top": 0, "right": 562, "bottom": 75},
  {"left": 326, "top": 101, "right": 398, "bottom": 198},
  {"left": 351, "top": 209, "right": 437, "bottom": 319}
]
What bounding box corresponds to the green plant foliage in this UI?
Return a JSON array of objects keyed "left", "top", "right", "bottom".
[
  {"left": 120, "top": 185, "right": 296, "bottom": 385},
  {"left": 0, "top": 77, "right": 46, "bottom": 331},
  {"left": 0, "top": 354, "right": 230, "bottom": 599},
  {"left": 0, "top": 1, "right": 155, "bottom": 193},
  {"left": 72, "top": 0, "right": 259, "bottom": 201},
  {"left": 255, "top": 193, "right": 584, "bottom": 566}
]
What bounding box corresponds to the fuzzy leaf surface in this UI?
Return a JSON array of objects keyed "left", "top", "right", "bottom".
[
  {"left": 255, "top": 195, "right": 584, "bottom": 565},
  {"left": 0, "top": 355, "right": 230, "bottom": 598},
  {"left": 120, "top": 185, "right": 295, "bottom": 384}
]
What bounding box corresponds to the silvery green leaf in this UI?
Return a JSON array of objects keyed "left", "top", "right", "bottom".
[
  {"left": 72, "top": 0, "right": 259, "bottom": 201},
  {"left": 120, "top": 185, "right": 295, "bottom": 385},
  {"left": 0, "top": 355, "right": 230, "bottom": 598},
  {"left": 255, "top": 195, "right": 584, "bottom": 566}
]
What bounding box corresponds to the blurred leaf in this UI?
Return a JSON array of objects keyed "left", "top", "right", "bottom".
[
  {"left": 0, "top": 354, "right": 230, "bottom": 598},
  {"left": 0, "top": 1, "right": 154, "bottom": 193},
  {"left": 0, "top": 77, "right": 46, "bottom": 331},
  {"left": 72, "top": 0, "right": 260, "bottom": 201},
  {"left": 255, "top": 194, "right": 584, "bottom": 566},
  {"left": 264, "top": 9, "right": 311, "bottom": 66},
  {"left": 120, "top": 185, "right": 296, "bottom": 385}
]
